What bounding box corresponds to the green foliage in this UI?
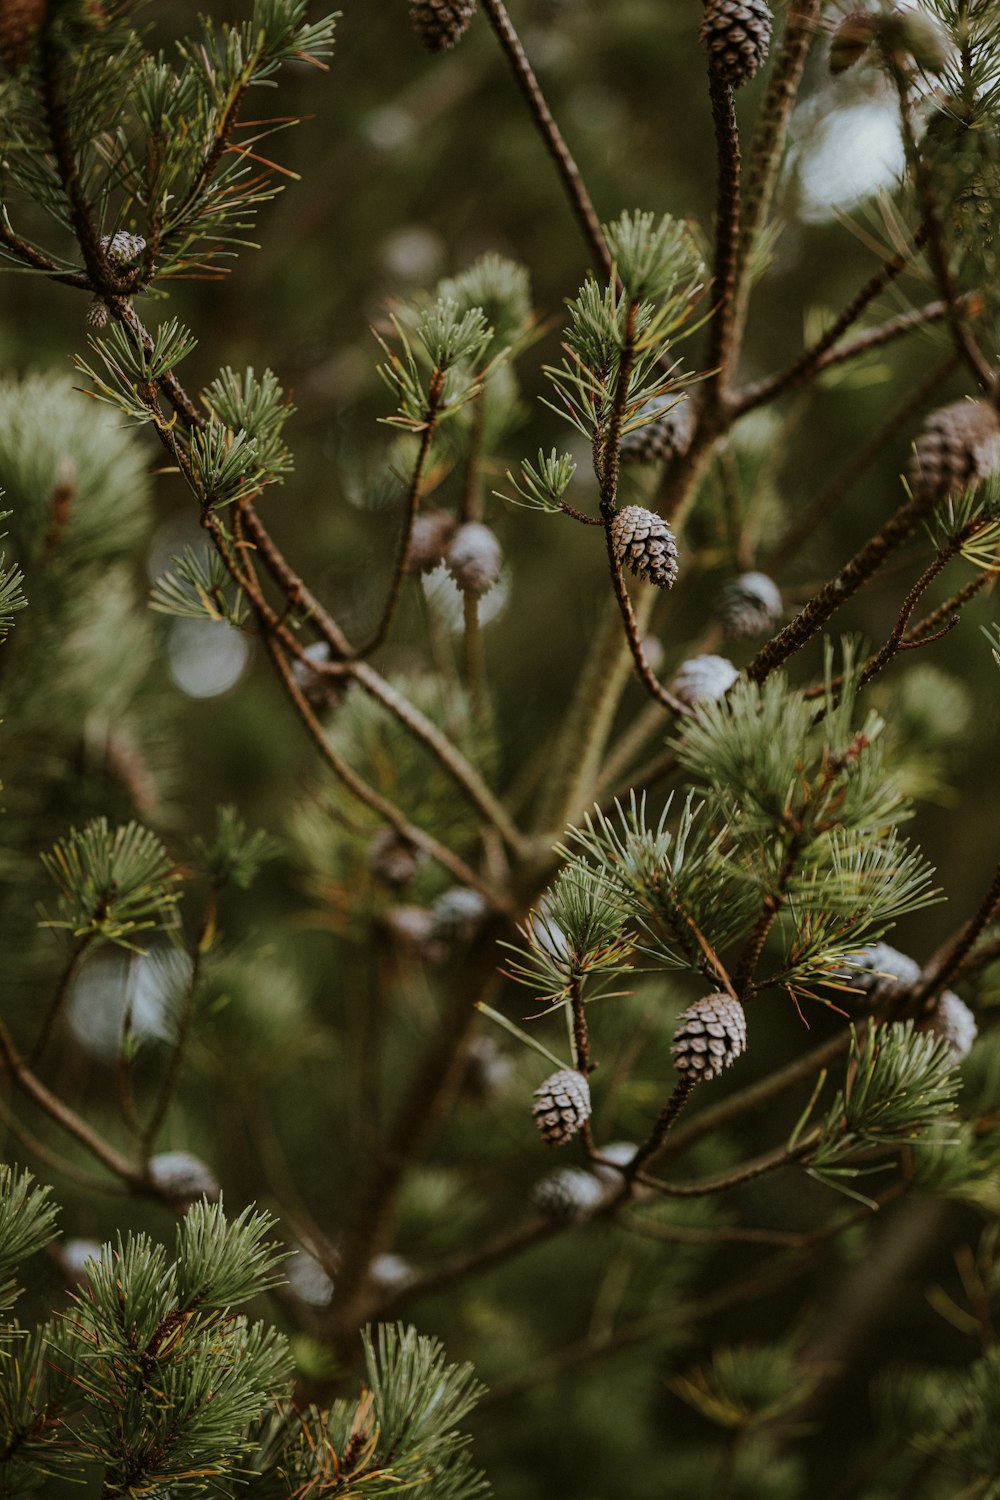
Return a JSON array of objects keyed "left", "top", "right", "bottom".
[
  {"left": 502, "top": 860, "right": 636, "bottom": 1006},
  {"left": 437, "top": 252, "right": 533, "bottom": 353},
  {"left": 150, "top": 543, "right": 251, "bottom": 625},
  {"left": 501, "top": 447, "right": 577, "bottom": 513},
  {"left": 807, "top": 1022, "right": 961, "bottom": 1194},
  {"left": 0, "top": 1167, "right": 58, "bottom": 1320},
  {"left": 191, "top": 805, "right": 280, "bottom": 891},
  {"left": 202, "top": 366, "right": 295, "bottom": 487},
  {"left": 603, "top": 208, "right": 705, "bottom": 303},
  {"left": 669, "top": 1341, "right": 814, "bottom": 1431},
  {"left": 38, "top": 818, "right": 183, "bottom": 949}
]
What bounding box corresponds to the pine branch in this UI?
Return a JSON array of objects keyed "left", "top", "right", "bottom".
[{"left": 479, "top": 0, "right": 611, "bottom": 277}]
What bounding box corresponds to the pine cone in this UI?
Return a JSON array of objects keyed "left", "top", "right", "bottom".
[
  {"left": 611, "top": 506, "right": 679, "bottom": 590},
  {"left": 0, "top": 0, "right": 46, "bottom": 70},
  {"left": 833, "top": 942, "right": 920, "bottom": 1002},
  {"left": 286, "top": 1249, "right": 336, "bottom": 1308},
  {"left": 909, "top": 400, "right": 1000, "bottom": 504},
  {"left": 148, "top": 1151, "right": 220, "bottom": 1206},
  {"left": 532, "top": 1068, "right": 591, "bottom": 1145},
  {"left": 60, "top": 1237, "right": 102, "bottom": 1285},
  {"left": 445, "top": 521, "right": 502, "bottom": 598},
  {"left": 621, "top": 394, "right": 695, "bottom": 465},
  {"left": 829, "top": 10, "right": 878, "bottom": 74},
  {"left": 920, "top": 990, "right": 977, "bottom": 1062},
  {"left": 672, "top": 994, "right": 747, "bottom": 1082},
  {"left": 430, "top": 885, "right": 488, "bottom": 941},
  {"left": 290, "top": 641, "right": 347, "bottom": 714},
  {"left": 86, "top": 297, "right": 110, "bottom": 329},
  {"left": 717, "top": 571, "right": 782, "bottom": 640},
  {"left": 461, "top": 1035, "right": 514, "bottom": 1100},
  {"left": 532, "top": 1166, "right": 604, "bottom": 1220},
  {"left": 670, "top": 654, "right": 739, "bottom": 706},
  {"left": 405, "top": 510, "right": 458, "bottom": 576},
  {"left": 101, "top": 230, "right": 147, "bottom": 264},
  {"left": 699, "top": 0, "right": 773, "bottom": 87},
  {"left": 409, "top": 0, "right": 476, "bottom": 51},
  {"left": 593, "top": 1140, "right": 639, "bottom": 1185},
  {"left": 369, "top": 827, "right": 426, "bottom": 888}
]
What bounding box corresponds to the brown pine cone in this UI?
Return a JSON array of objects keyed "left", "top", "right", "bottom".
[
  {"left": 672, "top": 994, "right": 747, "bottom": 1082},
  {"left": 532, "top": 1068, "right": 591, "bottom": 1146},
  {"left": 909, "top": 400, "right": 1000, "bottom": 505},
  {"left": 409, "top": 0, "right": 476, "bottom": 51},
  {"left": 699, "top": 0, "right": 773, "bottom": 87},
  {"left": 621, "top": 394, "right": 695, "bottom": 465},
  {"left": 611, "top": 506, "right": 679, "bottom": 589}
]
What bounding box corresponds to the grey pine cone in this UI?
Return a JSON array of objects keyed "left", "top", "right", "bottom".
[
  {"left": 532, "top": 1068, "right": 592, "bottom": 1145},
  {"left": 148, "top": 1150, "right": 220, "bottom": 1206},
  {"left": 672, "top": 994, "right": 747, "bottom": 1082},
  {"left": 717, "top": 571, "right": 782, "bottom": 640},
  {"left": 405, "top": 510, "right": 458, "bottom": 576},
  {"left": 611, "top": 505, "right": 679, "bottom": 589},
  {"left": 835, "top": 942, "right": 920, "bottom": 1002},
  {"left": 430, "top": 885, "right": 488, "bottom": 941},
  {"left": 670, "top": 654, "right": 739, "bottom": 706},
  {"left": 621, "top": 394, "right": 695, "bottom": 465},
  {"left": 409, "top": 0, "right": 476, "bottom": 51},
  {"left": 86, "top": 297, "right": 110, "bottom": 329},
  {"left": 101, "top": 230, "right": 147, "bottom": 264},
  {"left": 531, "top": 1166, "right": 604, "bottom": 1220},
  {"left": 909, "top": 400, "right": 1000, "bottom": 504},
  {"left": 920, "top": 990, "right": 977, "bottom": 1062},
  {"left": 369, "top": 827, "right": 426, "bottom": 888},
  {"left": 446, "top": 521, "right": 502, "bottom": 598},
  {"left": 699, "top": 0, "right": 773, "bottom": 87}
]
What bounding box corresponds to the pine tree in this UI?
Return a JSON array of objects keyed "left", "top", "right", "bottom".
[{"left": 2, "top": 1, "right": 1000, "bottom": 1496}]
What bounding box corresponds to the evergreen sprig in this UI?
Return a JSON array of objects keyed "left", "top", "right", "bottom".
[
  {"left": 806, "top": 1023, "right": 961, "bottom": 1192},
  {"left": 0, "top": 1167, "right": 59, "bottom": 1320},
  {"left": 150, "top": 543, "right": 251, "bottom": 625},
  {"left": 202, "top": 366, "right": 295, "bottom": 487},
  {"left": 501, "top": 447, "right": 577, "bottom": 513},
  {"left": 191, "top": 805, "right": 281, "bottom": 891},
  {"left": 502, "top": 860, "right": 636, "bottom": 1005},
  {"left": 38, "top": 818, "right": 183, "bottom": 949},
  {"left": 603, "top": 208, "right": 705, "bottom": 303}
]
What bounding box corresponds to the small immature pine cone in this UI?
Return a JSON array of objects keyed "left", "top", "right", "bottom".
[
  {"left": 0, "top": 0, "right": 46, "bottom": 70},
  {"left": 672, "top": 994, "right": 747, "bottom": 1083},
  {"left": 532, "top": 1068, "right": 591, "bottom": 1146},
  {"left": 699, "top": 0, "right": 773, "bottom": 88},
  {"left": 445, "top": 521, "right": 502, "bottom": 598},
  {"left": 409, "top": 0, "right": 476, "bottom": 51},
  {"left": 908, "top": 400, "right": 1000, "bottom": 505},
  {"left": 829, "top": 10, "right": 878, "bottom": 74},
  {"left": 621, "top": 394, "right": 695, "bottom": 466},
  {"left": 531, "top": 1166, "right": 604, "bottom": 1220},
  {"left": 101, "top": 230, "right": 147, "bottom": 264},
  {"left": 290, "top": 641, "right": 347, "bottom": 714},
  {"left": 920, "top": 991, "right": 978, "bottom": 1063},
  {"left": 611, "top": 506, "right": 679, "bottom": 590},
  {"left": 670, "top": 654, "right": 739, "bottom": 707},
  {"left": 86, "top": 297, "right": 110, "bottom": 329},
  {"left": 717, "top": 571, "right": 782, "bottom": 640},
  {"left": 405, "top": 510, "right": 458, "bottom": 576},
  {"left": 460, "top": 1035, "right": 514, "bottom": 1100}
]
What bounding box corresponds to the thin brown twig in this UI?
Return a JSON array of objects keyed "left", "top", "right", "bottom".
[
  {"left": 857, "top": 527, "right": 982, "bottom": 689},
  {"left": 733, "top": 0, "right": 823, "bottom": 354},
  {"left": 29, "top": 940, "right": 91, "bottom": 1066},
  {"left": 735, "top": 297, "right": 951, "bottom": 416},
  {"left": 0, "top": 1017, "right": 138, "bottom": 1184},
  {"left": 359, "top": 374, "right": 443, "bottom": 657},
  {"left": 704, "top": 72, "right": 742, "bottom": 410},
  {"left": 746, "top": 482, "right": 951, "bottom": 684},
  {"left": 479, "top": 0, "right": 611, "bottom": 277}
]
